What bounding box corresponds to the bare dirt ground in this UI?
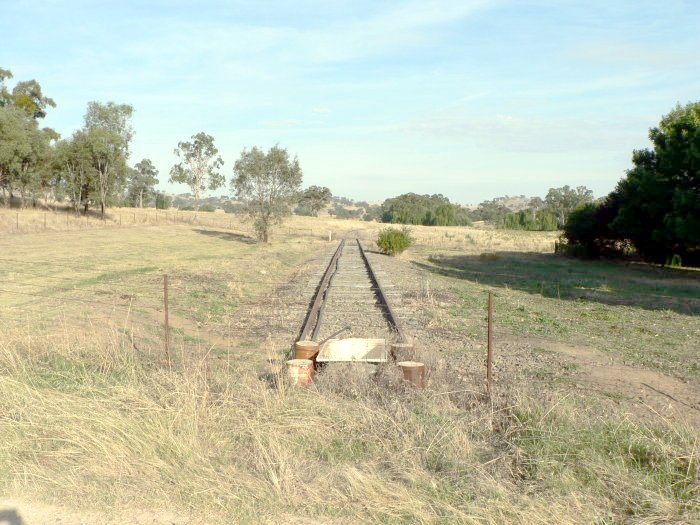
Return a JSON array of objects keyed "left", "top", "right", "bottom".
[{"left": 0, "top": 498, "right": 193, "bottom": 525}]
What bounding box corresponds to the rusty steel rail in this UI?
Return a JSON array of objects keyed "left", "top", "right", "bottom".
[
  {"left": 356, "top": 239, "right": 406, "bottom": 342},
  {"left": 299, "top": 239, "right": 346, "bottom": 341},
  {"left": 298, "top": 237, "right": 405, "bottom": 344}
]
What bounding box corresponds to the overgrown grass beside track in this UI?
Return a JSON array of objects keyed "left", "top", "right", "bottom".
[
  {"left": 0, "top": 212, "right": 698, "bottom": 523},
  {"left": 0, "top": 332, "right": 697, "bottom": 523}
]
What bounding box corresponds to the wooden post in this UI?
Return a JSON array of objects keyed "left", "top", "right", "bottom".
[
  {"left": 44, "top": 213, "right": 46, "bottom": 229},
  {"left": 486, "top": 291, "right": 494, "bottom": 399},
  {"left": 16, "top": 213, "right": 19, "bottom": 231},
  {"left": 163, "top": 274, "right": 172, "bottom": 370}
]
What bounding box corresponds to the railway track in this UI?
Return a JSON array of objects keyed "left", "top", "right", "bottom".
[{"left": 298, "top": 238, "right": 406, "bottom": 347}]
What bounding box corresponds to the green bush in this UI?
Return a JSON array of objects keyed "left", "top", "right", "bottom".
[
  {"left": 155, "top": 193, "right": 172, "bottom": 210},
  {"left": 376, "top": 227, "right": 414, "bottom": 256}
]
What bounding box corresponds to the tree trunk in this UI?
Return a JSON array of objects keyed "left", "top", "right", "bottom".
[
  {"left": 139, "top": 190, "right": 143, "bottom": 209},
  {"left": 101, "top": 201, "right": 105, "bottom": 220}
]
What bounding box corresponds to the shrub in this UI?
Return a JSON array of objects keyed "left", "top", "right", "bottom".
[
  {"left": 376, "top": 227, "right": 414, "bottom": 256},
  {"left": 155, "top": 193, "right": 172, "bottom": 210}
]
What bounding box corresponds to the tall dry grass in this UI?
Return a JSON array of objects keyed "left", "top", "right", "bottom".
[{"left": 0, "top": 328, "right": 696, "bottom": 523}]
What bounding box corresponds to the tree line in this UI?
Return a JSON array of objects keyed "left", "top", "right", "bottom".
[
  {"left": 376, "top": 187, "right": 594, "bottom": 230},
  {"left": 0, "top": 68, "right": 154, "bottom": 216},
  {"left": 564, "top": 101, "right": 699, "bottom": 266},
  {"left": 0, "top": 67, "right": 319, "bottom": 242},
  {"left": 380, "top": 193, "right": 472, "bottom": 226}
]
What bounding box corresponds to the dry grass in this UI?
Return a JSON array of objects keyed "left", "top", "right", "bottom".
[
  {"left": 0, "top": 206, "right": 558, "bottom": 252},
  {"left": 0, "top": 330, "right": 697, "bottom": 523},
  {"left": 0, "top": 212, "right": 698, "bottom": 523}
]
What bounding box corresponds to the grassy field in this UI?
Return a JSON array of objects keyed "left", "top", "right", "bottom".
[{"left": 0, "top": 210, "right": 698, "bottom": 524}]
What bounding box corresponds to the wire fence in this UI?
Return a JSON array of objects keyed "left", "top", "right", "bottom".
[{"left": 0, "top": 261, "right": 320, "bottom": 368}]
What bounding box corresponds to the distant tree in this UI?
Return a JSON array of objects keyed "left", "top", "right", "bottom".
[
  {"left": 231, "top": 144, "right": 303, "bottom": 242},
  {"left": 83, "top": 102, "right": 134, "bottom": 218},
  {"left": 380, "top": 193, "right": 470, "bottom": 226},
  {"left": 155, "top": 192, "right": 172, "bottom": 210},
  {"left": 544, "top": 185, "right": 594, "bottom": 226},
  {"left": 55, "top": 131, "right": 95, "bottom": 213},
  {"left": 363, "top": 204, "right": 382, "bottom": 222},
  {"left": 169, "top": 132, "right": 224, "bottom": 219},
  {"left": 330, "top": 204, "right": 363, "bottom": 219},
  {"left": 298, "top": 185, "right": 332, "bottom": 216},
  {"left": 471, "top": 199, "right": 510, "bottom": 224},
  {"left": 128, "top": 158, "right": 159, "bottom": 208},
  {"left": 501, "top": 208, "right": 558, "bottom": 231}
]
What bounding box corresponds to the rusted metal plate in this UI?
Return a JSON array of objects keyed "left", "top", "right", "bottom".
[{"left": 317, "top": 338, "right": 388, "bottom": 363}]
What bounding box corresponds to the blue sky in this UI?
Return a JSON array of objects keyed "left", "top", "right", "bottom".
[{"left": 2, "top": 0, "right": 699, "bottom": 203}]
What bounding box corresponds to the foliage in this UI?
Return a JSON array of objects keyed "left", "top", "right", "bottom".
[
  {"left": 545, "top": 185, "right": 594, "bottom": 226},
  {"left": 611, "top": 102, "right": 700, "bottom": 264},
  {"left": 0, "top": 105, "right": 58, "bottom": 208},
  {"left": 501, "top": 209, "right": 558, "bottom": 231},
  {"left": 561, "top": 196, "right": 628, "bottom": 258},
  {"left": 83, "top": 102, "right": 134, "bottom": 218},
  {"left": 0, "top": 69, "right": 58, "bottom": 207},
  {"left": 199, "top": 204, "right": 216, "bottom": 212},
  {"left": 231, "top": 144, "right": 302, "bottom": 242},
  {"left": 297, "top": 185, "right": 331, "bottom": 216},
  {"left": 155, "top": 192, "right": 172, "bottom": 210},
  {"left": 330, "top": 204, "right": 364, "bottom": 219},
  {"left": 471, "top": 199, "right": 511, "bottom": 224},
  {"left": 127, "top": 158, "right": 158, "bottom": 208},
  {"left": 381, "top": 193, "right": 471, "bottom": 226},
  {"left": 169, "top": 132, "right": 224, "bottom": 217},
  {"left": 54, "top": 131, "right": 94, "bottom": 213},
  {"left": 376, "top": 226, "right": 414, "bottom": 255},
  {"left": 563, "top": 101, "right": 700, "bottom": 265},
  {"left": 363, "top": 204, "right": 382, "bottom": 222},
  {"left": 0, "top": 69, "right": 55, "bottom": 119}
]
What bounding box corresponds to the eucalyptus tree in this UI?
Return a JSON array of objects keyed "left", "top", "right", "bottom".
[
  {"left": 11, "top": 79, "right": 56, "bottom": 119},
  {"left": 231, "top": 144, "right": 303, "bottom": 242},
  {"left": 0, "top": 68, "right": 12, "bottom": 107},
  {"left": 15, "top": 124, "right": 58, "bottom": 207},
  {"left": 298, "top": 185, "right": 332, "bottom": 216},
  {"left": 55, "top": 131, "right": 95, "bottom": 214},
  {"left": 544, "top": 185, "right": 594, "bottom": 226},
  {"left": 169, "top": 132, "right": 224, "bottom": 219},
  {"left": 83, "top": 102, "right": 134, "bottom": 218},
  {"left": 0, "top": 68, "right": 55, "bottom": 119},
  {"left": 0, "top": 106, "right": 28, "bottom": 205},
  {"left": 127, "top": 158, "right": 159, "bottom": 208}
]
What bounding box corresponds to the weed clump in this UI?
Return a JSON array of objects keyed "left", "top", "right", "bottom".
[{"left": 376, "top": 226, "right": 414, "bottom": 256}]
